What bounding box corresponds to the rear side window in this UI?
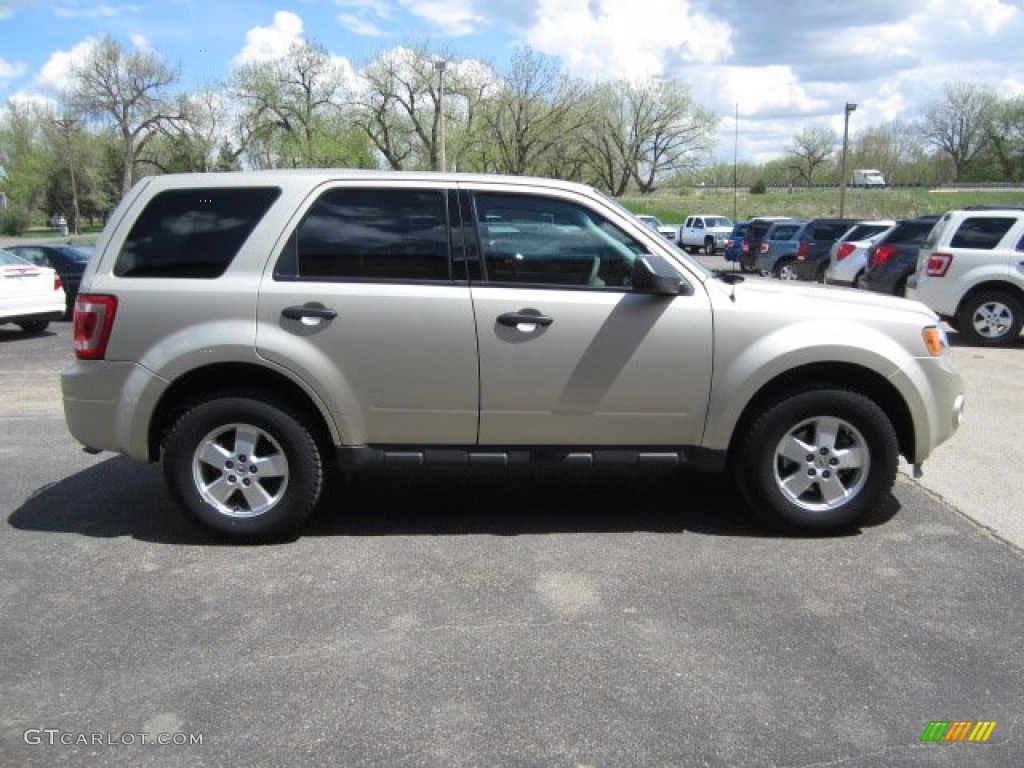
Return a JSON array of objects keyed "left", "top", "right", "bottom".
[
  {"left": 771, "top": 224, "right": 801, "bottom": 240},
  {"left": 887, "top": 221, "right": 935, "bottom": 245},
  {"left": 115, "top": 187, "right": 280, "bottom": 278},
  {"left": 844, "top": 223, "right": 891, "bottom": 242},
  {"left": 807, "top": 222, "right": 847, "bottom": 241},
  {"left": 949, "top": 217, "right": 1015, "bottom": 250},
  {"left": 276, "top": 188, "right": 450, "bottom": 282}
]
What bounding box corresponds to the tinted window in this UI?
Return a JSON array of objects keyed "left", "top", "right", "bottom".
[
  {"left": 844, "top": 223, "right": 892, "bottom": 242},
  {"left": 770, "top": 224, "right": 801, "bottom": 240},
  {"left": 808, "top": 222, "right": 851, "bottom": 241},
  {"left": 950, "top": 217, "right": 1015, "bottom": 250},
  {"left": 475, "top": 193, "right": 642, "bottom": 289},
  {"left": 886, "top": 220, "right": 935, "bottom": 245},
  {"left": 115, "top": 187, "right": 280, "bottom": 278},
  {"left": 277, "top": 188, "right": 449, "bottom": 281}
]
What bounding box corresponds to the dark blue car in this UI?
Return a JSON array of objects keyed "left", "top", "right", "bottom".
[{"left": 723, "top": 222, "right": 748, "bottom": 263}]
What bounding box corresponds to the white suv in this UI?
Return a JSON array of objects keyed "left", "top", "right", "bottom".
[
  {"left": 907, "top": 208, "right": 1024, "bottom": 346},
  {"left": 62, "top": 171, "right": 964, "bottom": 541}
]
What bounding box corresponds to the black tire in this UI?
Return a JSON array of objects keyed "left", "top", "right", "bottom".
[
  {"left": 704, "top": 237, "right": 715, "bottom": 255},
  {"left": 162, "top": 396, "right": 324, "bottom": 542},
  {"left": 956, "top": 291, "right": 1022, "bottom": 347},
  {"left": 773, "top": 258, "right": 798, "bottom": 280},
  {"left": 734, "top": 389, "right": 898, "bottom": 533},
  {"left": 18, "top": 320, "right": 49, "bottom": 334}
]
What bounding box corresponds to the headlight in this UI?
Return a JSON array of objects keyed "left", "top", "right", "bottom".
[{"left": 922, "top": 325, "right": 949, "bottom": 356}]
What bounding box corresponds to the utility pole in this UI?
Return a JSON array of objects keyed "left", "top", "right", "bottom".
[
  {"left": 434, "top": 60, "right": 448, "bottom": 173},
  {"left": 54, "top": 117, "right": 81, "bottom": 235},
  {"left": 839, "top": 102, "right": 856, "bottom": 218}
]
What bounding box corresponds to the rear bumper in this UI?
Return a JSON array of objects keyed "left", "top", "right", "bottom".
[{"left": 62, "top": 360, "right": 168, "bottom": 460}]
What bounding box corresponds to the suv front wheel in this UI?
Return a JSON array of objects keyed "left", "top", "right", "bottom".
[
  {"left": 735, "top": 389, "right": 898, "bottom": 532},
  {"left": 163, "top": 396, "right": 324, "bottom": 541},
  {"left": 956, "top": 290, "right": 1022, "bottom": 347}
]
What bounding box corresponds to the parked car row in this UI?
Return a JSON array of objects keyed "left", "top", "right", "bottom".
[
  {"left": 0, "top": 241, "right": 95, "bottom": 334},
  {"left": 719, "top": 206, "right": 1024, "bottom": 346}
]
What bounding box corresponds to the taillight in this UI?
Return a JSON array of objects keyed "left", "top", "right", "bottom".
[
  {"left": 741, "top": 239, "right": 749, "bottom": 253},
  {"left": 725, "top": 239, "right": 734, "bottom": 248},
  {"left": 73, "top": 294, "right": 118, "bottom": 360},
  {"left": 835, "top": 243, "right": 856, "bottom": 261},
  {"left": 926, "top": 252, "right": 953, "bottom": 277},
  {"left": 872, "top": 245, "right": 896, "bottom": 267},
  {"left": 55, "top": 275, "right": 64, "bottom": 291},
  {"left": 796, "top": 242, "right": 809, "bottom": 259},
  {"left": 759, "top": 242, "right": 770, "bottom": 254}
]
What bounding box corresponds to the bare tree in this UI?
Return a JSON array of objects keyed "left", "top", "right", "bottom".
[
  {"left": 353, "top": 45, "right": 459, "bottom": 171},
  {"left": 474, "top": 47, "right": 592, "bottom": 176},
  {"left": 921, "top": 81, "right": 998, "bottom": 182},
  {"left": 582, "top": 79, "right": 717, "bottom": 195},
  {"left": 65, "top": 36, "right": 186, "bottom": 197},
  {"left": 230, "top": 41, "right": 369, "bottom": 169},
  {"left": 787, "top": 125, "right": 837, "bottom": 187}
]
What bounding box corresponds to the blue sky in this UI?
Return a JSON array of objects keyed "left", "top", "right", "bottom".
[{"left": 1, "top": 0, "right": 1022, "bottom": 164}]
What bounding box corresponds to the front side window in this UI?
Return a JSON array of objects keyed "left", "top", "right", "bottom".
[
  {"left": 474, "top": 193, "right": 644, "bottom": 289},
  {"left": 949, "top": 217, "right": 1016, "bottom": 250},
  {"left": 115, "top": 187, "right": 280, "bottom": 278},
  {"left": 276, "top": 188, "right": 450, "bottom": 282}
]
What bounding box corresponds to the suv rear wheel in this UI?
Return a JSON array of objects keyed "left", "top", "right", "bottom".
[
  {"left": 163, "top": 396, "right": 324, "bottom": 541},
  {"left": 956, "top": 291, "right": 1022, "bottom": 347},
  {"left": 735, "top": 389, "right": 898, "bottom": 532},
  {"left": 774, "top": 258, "right": 798, "bottom": 280}
]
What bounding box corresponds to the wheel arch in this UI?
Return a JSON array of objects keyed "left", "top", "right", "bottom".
[
  {"left": 148, "top": 362, "right": 337, "bottom": 462},
  {"left": 955, "top": 280, "right": 1024, "bottom": 316},
  {"left": 725, "top": 362, "right": 915, "bottom": 466}
]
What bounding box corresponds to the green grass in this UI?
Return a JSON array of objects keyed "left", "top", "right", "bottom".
[{"left": 620, "top": 187, "right": 1024, "bottom": 226}]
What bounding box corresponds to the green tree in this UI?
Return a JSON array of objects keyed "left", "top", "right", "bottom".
[{"left": 921, "top": 81, "right": 998, "bottom": 182}]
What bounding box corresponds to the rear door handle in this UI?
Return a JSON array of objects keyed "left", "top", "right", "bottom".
[
  {"left": 282, "top": 305, "right": 338, "bottom": 321},
  {"left": 497, "top": 312, "right": 553, "bottom": 327}
]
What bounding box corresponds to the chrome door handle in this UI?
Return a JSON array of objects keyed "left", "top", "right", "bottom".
[{"left": 282, "top": 305, "right": 338, "bottom": 321}]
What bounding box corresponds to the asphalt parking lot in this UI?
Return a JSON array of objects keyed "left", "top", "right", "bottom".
[{"left": 2, "top": 318, "right": 1022, "bottom": 767}]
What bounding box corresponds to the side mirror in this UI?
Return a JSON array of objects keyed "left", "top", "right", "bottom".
[{"left": 632, "top": 254, "right": 683, "bottom": 296}]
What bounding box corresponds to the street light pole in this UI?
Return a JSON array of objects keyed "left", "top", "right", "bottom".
[
  {"left": 54, "top": 116, "right": 81, "bottom": 235},
  {"left": 839, "top": 102, "right": 856, "bottom": 218},
  {"left": 434, "top": 60, "right": 448, "bottom": 172}
]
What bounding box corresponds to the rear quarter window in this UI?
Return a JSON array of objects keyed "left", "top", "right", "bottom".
[
  {"left": 949, "top": 217, "right": 1016, "bottom": 250},
  {"left": 114, "top": 187, "right": 281, "bottom": 278}
]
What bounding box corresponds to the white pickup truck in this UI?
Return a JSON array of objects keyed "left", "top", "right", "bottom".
[{"left": 677, "top": 215, "right": 733, "bottom": 254}]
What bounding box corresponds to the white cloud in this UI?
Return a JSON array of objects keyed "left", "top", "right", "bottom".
[
  {"left": 399, "top": 0, "right": 486, "bottom": 37},
  {"left": 526, "top": 0, "right": 732, "bottom": 82},
  {"left": 232, "top": 10, "right": 304, "bottom": 66},
  {"left": 962, "top": 0, "right": 1018, "bottom": 35},
  {"left": 52, "top": 3, "right": 141, "bottom": 18},
  {"left": 34, "top": 37, "right": 100, "bottom": 93},
  {"left": 0, "top": 6, "right": 15, "bottom": 21},
  {"left": 0, "top": 57, "right": 27, "bottom": 86},
  {"left": 130, "top": 33, "right": 153, "bottom": 52},
  {"left": 337, "top": 12, "right": 385, "bottom": 36}
]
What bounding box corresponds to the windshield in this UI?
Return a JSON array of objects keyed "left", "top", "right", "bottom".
[{"left": 0, "top": 250, "right": 32, "bottom": 266}]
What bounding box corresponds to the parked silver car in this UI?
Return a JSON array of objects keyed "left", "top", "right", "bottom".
[
  {"left": 824, "top": 220, "right": 896, "bottom": 288},
  {"left": 62, "top": 171, "right": 964, "bottom": 541}
]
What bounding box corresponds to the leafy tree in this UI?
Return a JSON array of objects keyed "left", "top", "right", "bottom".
[
  {"left": 921, "top": 81, "right": 998, "bottom": 182},
  {"left": 231, "top": 41, "right": 371, "bottom": 169},
  {"left": 984, "top": 95, "right": 1024, "bottom": 182},
  {"left": 474, "top": 47, "right": 592, "bottom": 177}
]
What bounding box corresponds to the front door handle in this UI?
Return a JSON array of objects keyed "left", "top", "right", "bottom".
[
  {"left": 497, "top": 312, "right": 554, "bottom": 327},
  {"left": 282, "top": 305, "right": 338, "bottom": 321}
]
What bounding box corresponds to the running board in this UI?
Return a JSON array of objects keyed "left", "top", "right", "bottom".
[{"left": 336, "top": 446, "right": 725, "bottom": 472}]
